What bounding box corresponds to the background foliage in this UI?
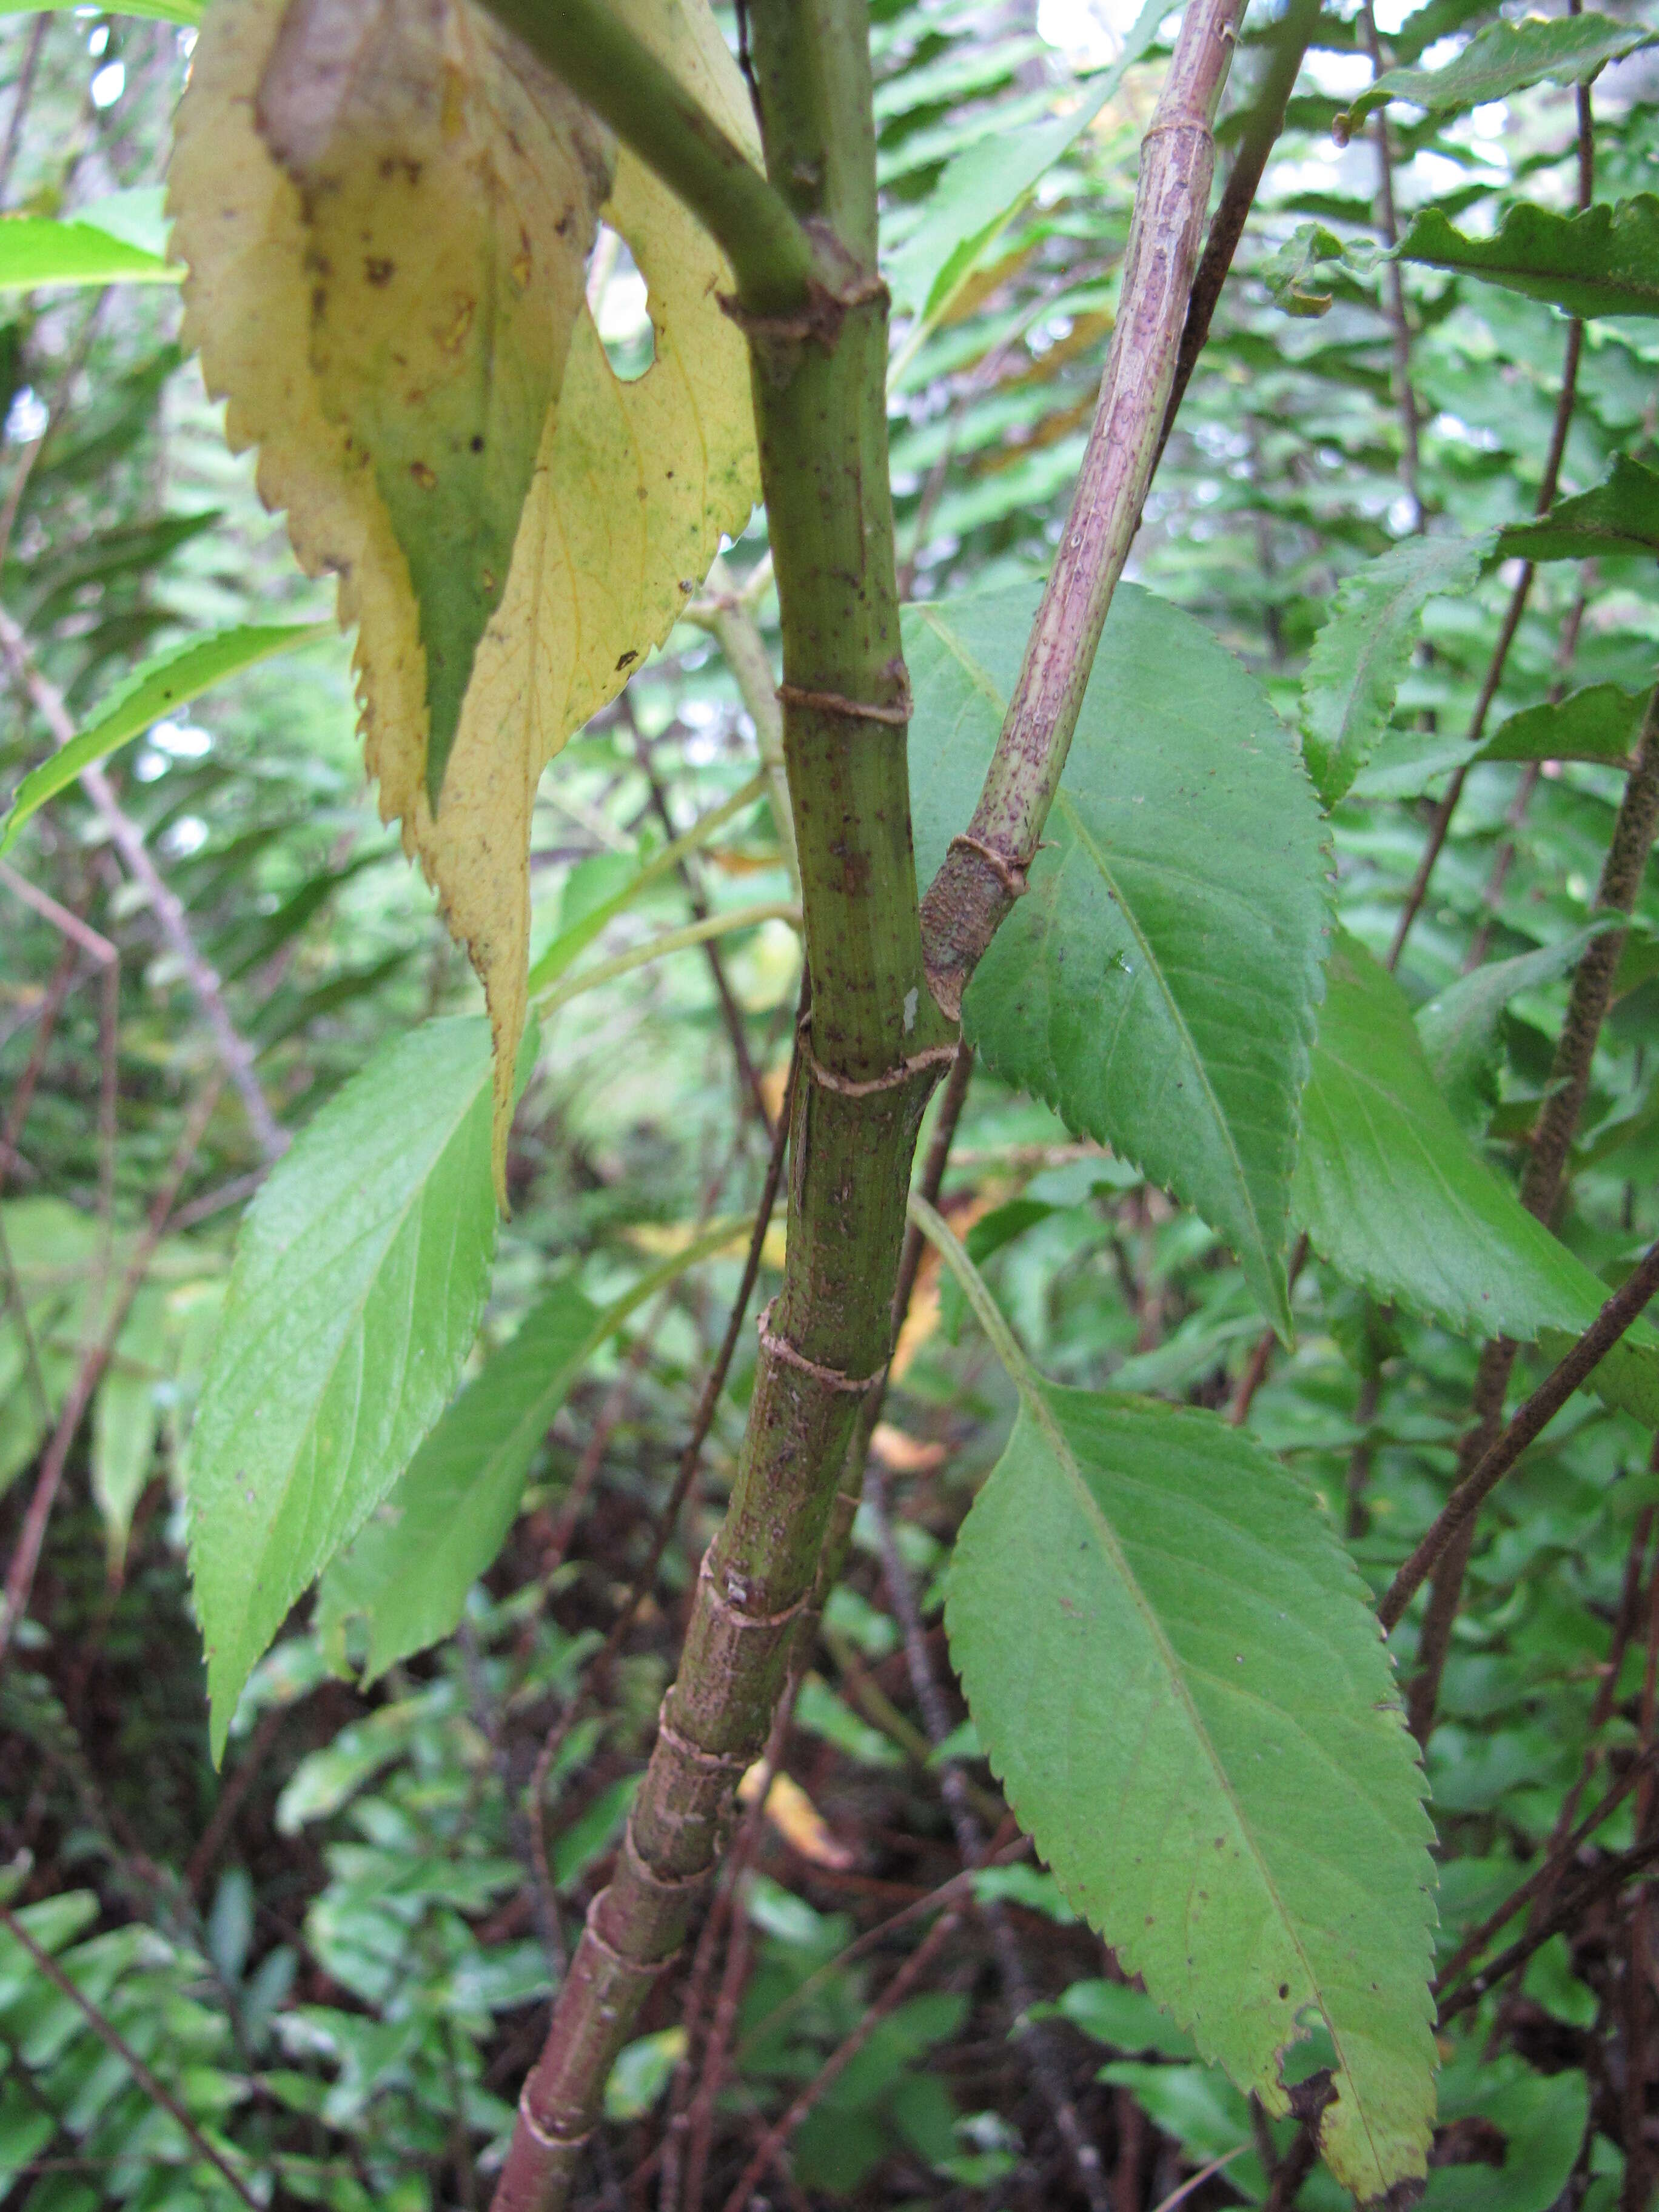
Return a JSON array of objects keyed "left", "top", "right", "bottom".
[{"left": 4, "top": 0, "right": 1659, "bottom": 2205}]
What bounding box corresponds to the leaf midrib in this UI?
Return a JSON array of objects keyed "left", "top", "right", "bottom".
[
  {"left": 1054, "top": 789, "right": 1270, "bottom": 1287},
  {"left": 210, "top": 1054, "right": 491, "bottom": 1664},
  {"left": 1018, "top": 1385, "right": 1382, "bottom": 2178}
]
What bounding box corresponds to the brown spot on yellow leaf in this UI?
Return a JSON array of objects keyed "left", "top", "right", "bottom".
[{"left": 171, "top": 0, "right": 760, "bottom": 1200}]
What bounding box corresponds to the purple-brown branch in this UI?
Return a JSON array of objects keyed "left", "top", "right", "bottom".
[
  {"left": 1380, "top": 1233, "right": 1659, "bottom": 1634},
  {"left": 917, "top": 0, "right": 1244, "bottom": 1016}
]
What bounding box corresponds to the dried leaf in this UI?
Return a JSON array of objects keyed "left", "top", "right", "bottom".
[
  {"left": 170, "top": 0, "right": 759, "bottom": 1192},
  {"left": 737, "top": 1765, "right": 855, "bottom": 1870},
  {"left": 868, "top": 1422, "right": 947, "bottom": 1474}
]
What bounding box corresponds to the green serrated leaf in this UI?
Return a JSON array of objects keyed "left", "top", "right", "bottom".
[
  {"left": 188, "top": 1016, "right": 503, "bottom": 1755},
  {"left": 1481, "top": 683, "right": 1653, "bottom": 769},
  {"left": 946, "top": 1384, "right": 1437, "bottom": 2200},
  {"left": 316, "top": 1216, "right": 750, "bottom": 1680},
  {"left": 0, "top": 215, "right": 179, "bottom": 293},
  {"left": 317, "top": 1279, "right": 600, "bottom": 1683},
  {"left": 0, "top": 0, "right": 200, "bottom": 21},
  {"left": 0, "top": 624, "right": 330, "bottom": 857},
  {"left": 1415, "top": 923, "right": 1616, "bottom": 1136},
  {"left": 1498, "top": 453, "right": 1659, "bottom": 564},
  {"left": 907, "top": 583, "right": 1329, "bottom": 1337},
  {"left": 1295, "top": 932, "right": 1659, "bottom": 1422},
  {"left": 1341, "top": 12, "right": 1659, "bottom": 135},
  {"left": 1301, "top": 534, "right": 1491, "bottom": 808},
  {"left": 885, "top": 0, "right": 1167, "bottom": 352},
  {"left": 1399, "top": 197, "right": 1659, "bottom": 321}
]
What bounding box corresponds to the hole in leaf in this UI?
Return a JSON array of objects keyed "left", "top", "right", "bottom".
[{"left": 588, "top": 225, "right": 654, "bottom": 383}]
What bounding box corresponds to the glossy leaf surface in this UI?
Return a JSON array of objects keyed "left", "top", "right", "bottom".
[{"left": 1301, "top": 534, "right": 1490, "bottom": 808}]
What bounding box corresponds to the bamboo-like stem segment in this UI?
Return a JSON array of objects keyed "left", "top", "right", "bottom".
[
  {"left": 489, "top": 3, "right": 1242, "bottom": 2197},
  {"left": 489, "top": 4, "right": 946, "bottom": 2202},
  {"left": 917, "top": 0, "right": 1242, "bottom": 1016}
]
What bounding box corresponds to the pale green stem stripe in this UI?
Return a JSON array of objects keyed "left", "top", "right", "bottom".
[
  {"left": 525, "top": 770, "right": 770, "bottom": 995},
  {"left": 905, "top": 1193, "right": 1039, "bottom": 1401},
  {"left": 532, "top": 900, "right": 802, "bottom": 1021},
  {"left": 595, "top": 1210, "right": 783, "bottom": 1344}
]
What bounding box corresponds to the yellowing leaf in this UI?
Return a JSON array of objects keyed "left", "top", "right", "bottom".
[
  {"left": 255, "top": 0, "right": 611, "bottom": 808},
  {"left": 170, "top": 0, "right": 760, "bottom": 1193}
]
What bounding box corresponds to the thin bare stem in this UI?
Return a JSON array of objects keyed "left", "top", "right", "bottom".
[
  {"left": 1435, "top": 1834, "right": 1659, "bottom": 2025},
  {"left": 1228, "top": 1232, "right": 1309, "bottom": 1426},
  {"left": 0, "top": 606, "right": 284, "bottom": 1161},
  {"left": 688, "top": 556, "right": 799, "bottom": 897},
  {"left": 0, "top": 15, "right": 47, "bottom": 203},
  {"left": 1387, "top": 63, "right": 1595, "bottom": 971},
  {"left": 1435, "top": 1740, "right": 1659, "bottom": 2001},
  {"left": 1380, "top": 1235, "right": 1659, "bottom": 1634},
  {"left": 632, "top": 719, "right": 775, "bottom": 1133},
  {"left": 716, "top": 1906, "right": 962, "bottom": 2212},
  {"left": 0, "top": 859, "right": 116, "bottom": 968},
  {"left": 1153, "top": 0, "right": 1322, "bottom": 473},
  {"left": 0, "top": 1903, "right": 264, "bottom": 2210},
  {"left": 1357, "top": 2, "right": 1423, "bottom": 528},
  {"left": 0, "top": 1076, "right": 223, "bottom": 1662}
]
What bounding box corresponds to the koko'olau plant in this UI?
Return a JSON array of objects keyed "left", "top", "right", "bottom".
[{"left": 7, "top": 0, "right": 1659, "bottom": 2205}]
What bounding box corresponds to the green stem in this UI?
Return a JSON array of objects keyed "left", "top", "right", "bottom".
[
  {"left": 477, "top": 0, "right": 816, "bottom": 317},
  {"left": 490, "top": 3, "right": 1245, "bottom": 2196},
  {"left": 490, "top": 9, "right": 947, "bottom": 2205}
]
